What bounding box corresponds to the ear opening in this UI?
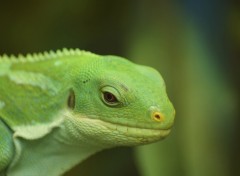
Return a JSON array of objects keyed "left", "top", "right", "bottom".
[{"left": 67, "top": 89, "right": 75, "bottom": 109}]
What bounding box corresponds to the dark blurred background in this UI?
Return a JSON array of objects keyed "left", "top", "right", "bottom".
[{"left": 0, "top": 0, "right": 239, "bottom": 176}]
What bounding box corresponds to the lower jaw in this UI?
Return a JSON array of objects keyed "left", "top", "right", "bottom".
[{"left": 97, "top": 119, "right": 172, "bottom": 145}]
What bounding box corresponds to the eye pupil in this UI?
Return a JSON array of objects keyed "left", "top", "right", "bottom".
[{"left": 103, "top": 92, "right": 117, "bottom": 103}]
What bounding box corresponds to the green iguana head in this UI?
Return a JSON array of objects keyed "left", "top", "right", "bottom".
[{"left": 65, "top": 55, "right": 175, "bottom": 147}]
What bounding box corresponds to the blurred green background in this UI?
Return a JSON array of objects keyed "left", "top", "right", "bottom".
[{"left": 0, "top": 0, "right": 239, "bottom": 176}]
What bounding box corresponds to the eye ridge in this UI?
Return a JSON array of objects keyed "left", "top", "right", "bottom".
[{"left": 103, "top": 91, "right": 118, "bottom": 104}]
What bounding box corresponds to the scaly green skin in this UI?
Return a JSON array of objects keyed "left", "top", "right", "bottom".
[{"left": 0, "top": 49, "right": 175, "bottom": 176}]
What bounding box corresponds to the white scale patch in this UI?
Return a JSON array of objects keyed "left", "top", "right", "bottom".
[
  {"left": 0, "top": 62, "right": 11, "bottom": 76},
  {"left": 8, "top": 71, "right": 61, "bottom": 95},
  {"left": 0, "top": 100, "right": 5, "bottom": 109},
  {"left": 0, "top": 60, "right": 60, "bottom": 95},
  {"left": 54, "top": 61, "right": 62, "bottom": 66}
]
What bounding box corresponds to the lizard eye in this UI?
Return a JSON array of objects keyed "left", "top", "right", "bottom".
[
  {"left": 103, "top": 91, "right": 118, "bottom": 104},
  {"left": 100, "top": 86, "right": 121, "bottom": 107}
]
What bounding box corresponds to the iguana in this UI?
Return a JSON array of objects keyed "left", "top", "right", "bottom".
[{"left": 0, "top": 48, "right": 175, "bottom": 176}]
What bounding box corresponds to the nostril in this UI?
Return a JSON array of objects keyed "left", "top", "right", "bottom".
[
  {"left": 152, "top": 112, "right": 164, "bottom": 122},
  {"left": 155, "top": 114, "right": 161, "bottom": 120}
]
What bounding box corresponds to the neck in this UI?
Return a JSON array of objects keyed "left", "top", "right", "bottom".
[
  {"left": 8, "top": 127, "right": 104, "bottom": 176},
  {"left": 48, "top": 119, "right": 108, "bottom": 174},
  {"left": 8, "top": 115, "right": 109, "bottom": 176}
]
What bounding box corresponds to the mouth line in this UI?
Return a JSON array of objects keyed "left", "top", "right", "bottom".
[
  {"left": 97, "top": 118, "right": 172, "bottom": 139},
  {"left": 86, "top": 114, "right": 172, "bottom": 131}
]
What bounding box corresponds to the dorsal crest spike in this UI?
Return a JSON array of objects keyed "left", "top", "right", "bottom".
[
  {"left": 18, "top": 54, "right": 25, "bottom": 62},
  {"left": 62, "top": 48, "right": 70, "bottom": 55},
  {"left": 56, "top": 49, "right": 62, "bottom": 56},
  {"left": 0, "top": 48, "right": 99, "bottom": 63}
]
